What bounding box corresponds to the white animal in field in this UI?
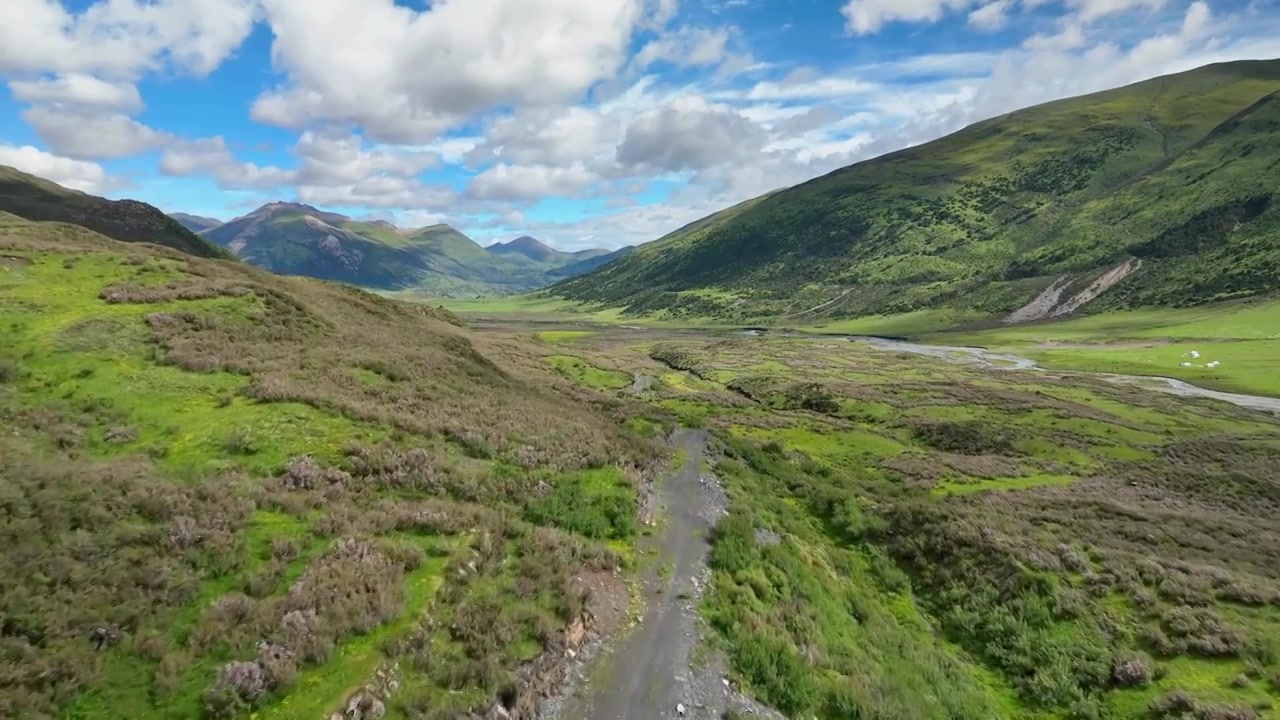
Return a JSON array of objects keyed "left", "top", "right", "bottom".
[
  {"left": 1207, "top": 361, "right": 1221, "bottom": 368},
  {"left": 1188, "top": 350, "right": 1200, "bottom": 359}
]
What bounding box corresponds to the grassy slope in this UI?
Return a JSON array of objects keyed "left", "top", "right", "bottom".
[
  {"left": 0, "top": 165, "right": 230, "bottom": 260},
  {"left": 0, "top": 214, "right": 666, "bottom": 720},
  {"left": 550, "top": 329, "right": 1280, "bottom": 720},
  {"left": 551, "top": 59, "right": 1280, "bottom": 323}
]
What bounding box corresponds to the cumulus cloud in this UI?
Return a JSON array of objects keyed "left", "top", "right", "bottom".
[
  {"left": 0, "top": 144, "right": 113, "bottom": 193},
  {"left": 0, "top": 0, "right": 257, "bottom": 79},
  {"left": 251, "top": 0, "right": 644, "bottom": 143},
  {"left": 161, "top": 137, "right": 296, "bottom": 191},
  {"left": 617, "top": 95, "right": 769, "bottom": 172},
  {"left": 466, "top": 163, "right": 599, "bottom": 201},
  {"left": 9, "top": 74, "right": 142, "bottom": 112},
  {"left": 22, "top": 106, "right": 168, "bottom": 160}
]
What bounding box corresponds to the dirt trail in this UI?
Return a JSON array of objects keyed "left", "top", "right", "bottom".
[{"left": 546, "top": 429, "right": 782, "bottom": 720}]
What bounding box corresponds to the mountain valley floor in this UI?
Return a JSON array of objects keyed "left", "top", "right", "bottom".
[
  {"left": 6, "top": 211, "right": 1280, "bottom": 720},
  {"left": 498, "top": 319, "right": 1280, "bottom": 720}
]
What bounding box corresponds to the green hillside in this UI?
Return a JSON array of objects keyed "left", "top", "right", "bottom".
[
  {"left": 552, "top": 59, "right": 1280, "bottom": 324},
  {"left": 202, "top": 204, "right": 614, "bottom": 295},
  {"left": 0, "top": 211, "right": 662, "bottom": 719},
  {"left": 0, "top": 165, "right": 231, "bottom": 260}
]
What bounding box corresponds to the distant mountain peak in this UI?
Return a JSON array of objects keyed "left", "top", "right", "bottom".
[
  {"left": 168, "top": 212, "right": 224, "bottom": 233},
  {"left": 247, "top": 201, "right": 350, "bottom": 224},
  {"left": 488, "top": 235, "right": 558, "bottom": 260}
]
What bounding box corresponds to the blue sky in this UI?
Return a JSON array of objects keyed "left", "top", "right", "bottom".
[{"left": 0, "top": 0, "right": 1277, "bottom": 250}]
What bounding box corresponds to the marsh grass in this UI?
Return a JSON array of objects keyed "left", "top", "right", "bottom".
[{"left": 605, "top": 334, "right": 1280, "bottom": 719}]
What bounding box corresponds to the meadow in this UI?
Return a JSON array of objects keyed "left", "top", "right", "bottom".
[{"left": 533, "top": 324, "right": 1280, "bottom": 720}]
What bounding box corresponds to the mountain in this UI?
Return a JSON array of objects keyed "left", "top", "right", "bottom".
[
  {"left": 0, "top": 209, "right": 657, "bottom": 719},
  {"left": 546, "top": 245, "right": 636, "bottom": 279},
  {"left": 488, "top": 235, "right": 561, "bottom": 262},
  {"left": 169, "top": 212, "right": 223, "bottom": 233},
  {"left": 552, "top": 59, "right": 1280, "bottom": 324},
  {"left": 201, "top": 203, "right": 618, "bottom": 294},
  {"left": 0, "top": 164, "right": 230, "bottom": 259}
]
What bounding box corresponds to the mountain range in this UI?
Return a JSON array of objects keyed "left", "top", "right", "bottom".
[
  {"left": 552, "top": 58, "right": 1280, "bottom": 325},
  {"left": 4, "top": 58, "right": 1279, "bottom": 327},
  {"left": 188, "top": 203, "right": 631, "bottom": 295}
]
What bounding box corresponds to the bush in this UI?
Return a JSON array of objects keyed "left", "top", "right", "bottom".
[
  {"left": 222, "top": 427, "right": 259, "bottom": 456},
  {"left": 1111, "top": 653, "right": 1154, "bottom": 687}
]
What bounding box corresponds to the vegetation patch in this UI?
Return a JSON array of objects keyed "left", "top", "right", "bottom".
[
  {"left": 0, "top": 221, "right": 663, "bottom": 720},
  {"left": 542, "top": 354, "right": 631, "bottom": 391}
]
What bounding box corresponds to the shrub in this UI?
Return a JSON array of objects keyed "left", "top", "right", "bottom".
[
  {"left": 222, "top": 427, "right": 258, "bottom": 456},
  {"left": 1111, "top": 653, "right": 1154, "bottom": 687}
]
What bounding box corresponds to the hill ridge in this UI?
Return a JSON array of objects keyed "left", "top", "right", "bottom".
[
  {"left": 551, "top": 58, "right": 1280, "bottom": 325},
  {"left": 0, "top": 164, "right": 231, "bottom": 260}
]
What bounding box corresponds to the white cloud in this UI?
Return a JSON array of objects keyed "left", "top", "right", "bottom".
[
  {"left": 841, "top": 0, "right": 977, "bottom": 34},
  {"left": 161, "top": 137, "right": 296, "bottom": 191},
  {"left": 21, "top": 106, "right": 168, "bottom": 160},
  {"left": 616, "top": 95, "right": 769, "bottom": 172},
  {"left": 0, "top": 0, "right": 257, "bottom": 79},
  {"left": 466, "top": 163, "right": 599, "bottom": 202},
  {"left": 8, "top": 74, "right": 142, "bottom": 112},
  {"left": 633, "top": 27, "right": 731, "bottom": 70},
  {"left": 293, "top": 131, "right": 439, "bottom": 187},
  {"left": 969, "top": 0, "right": 1013, "bottom": 29},
  {"left": 0, "top": 144, "right": 113, "bottom": 193},
  {"left": 251, "top": 0, "right": 645, "bottom": 143}
]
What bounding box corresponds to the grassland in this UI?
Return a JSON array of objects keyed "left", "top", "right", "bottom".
[
  {"left": 551, "top": 60, "right": 1280, "bottom": 325},
  {"left": 0, "top": 215, "right": 668, "bottom": 720},
  {"left": 535, "top": 325, "right": 1280, "bottom": 719},
  {"left": 924, "top": 298, "right": 1280, "bottom": 397}
]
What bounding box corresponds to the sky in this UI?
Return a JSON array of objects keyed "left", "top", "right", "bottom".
[{"left": 0, "top": 0, "right": 1277, "bottom": 251}]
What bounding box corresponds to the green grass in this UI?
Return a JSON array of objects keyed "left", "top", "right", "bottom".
[
  {"left": 1027, "top": 340, "right": 1280, "bottom": 397},
  {"left": 257, "top": 538, "right": 454, "bottom": 720},
  {"left": 611, "top": 334, "right": 1280, "bottom": 720},
  {"left": 2, "top": 251, "right": 387, "bottom": 475},
  {"left": 536, "top": 330, "right": 595, "bottom": 343},
  {"left": 543, "top": 354, "right": 632, "bottom": 390},
  {"left": 929, "top": 298, "right": 1280, "bottom": 397}
]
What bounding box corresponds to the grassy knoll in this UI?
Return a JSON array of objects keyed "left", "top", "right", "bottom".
[
  {"left": 576, "top": 329, "right": 1280, "bottom": 719},
  {"left": 0, "top": 216, "right": 665, "bottom": 719}
]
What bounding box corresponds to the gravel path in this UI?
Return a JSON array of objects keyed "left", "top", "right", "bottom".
[{"left": 544, "top": 429, "right": 784, "bottom": 720}]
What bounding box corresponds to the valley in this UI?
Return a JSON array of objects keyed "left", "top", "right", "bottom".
[
  {"left": 476, "top": 319, "right": 1280, "bottom": 720},
  {"left": 1, "top": 42, "right": 1280, "bottom": 720}
]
